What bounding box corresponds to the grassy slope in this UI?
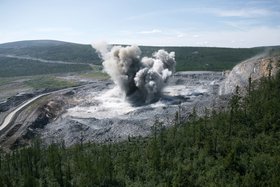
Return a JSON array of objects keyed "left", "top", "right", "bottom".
[
  {"left": 0, "top": 57, "right": 92, "bottom": 77},
  {"left": 0, "top": 40, "right": 100, "bottom": 64},
  {"left": 24, "top": 76, "right": 78, "bottom": 90},
  {"left": 0, "top": 40, "right": 98, "bottom": 77}
]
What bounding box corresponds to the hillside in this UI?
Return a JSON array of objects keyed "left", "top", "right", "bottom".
[
  {"left": 140, "top": 46, "right": 265, "bottom": 71},
  {"left": 0, "top": 57, "right": 91, "bottom": 77},
  {"left": 0, "top": 40, "right": 97, "bottom": 77},
  {"left": 0, "top": 40, "right": 100, "bottom": 64},
  {"left": 0, "top": 40, "right": 272, "bottom": 77},
  {"left": 0, "top": 66, "right": 279, "bottom": 186}
]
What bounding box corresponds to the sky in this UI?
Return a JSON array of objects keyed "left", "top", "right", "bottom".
[{"left": 0, "top": 0, "right": 280, "bottom": 47}]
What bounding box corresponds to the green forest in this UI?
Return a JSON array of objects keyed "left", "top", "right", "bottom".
[
  {"left": 0, "top": 40, "right": 271, "bottom": 77},
  {"left": 0, "top": 68, "right": 279, "bottom": 186},
  {"left": 0, "top": 41, "right": 100, "bottom": 64},
  {"left": 140, "top": 46, "right": 264, "bottom": 71}
]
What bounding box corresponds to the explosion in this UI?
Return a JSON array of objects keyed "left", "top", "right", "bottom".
[{"left": 92, "top": 43, "right": 176, "bottom": 105}]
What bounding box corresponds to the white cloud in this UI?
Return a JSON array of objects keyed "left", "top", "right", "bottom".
[
  {"left": 211, "top": 7, "right": 279, "bottom": 18},
  {"left": 138, "top": 29, "right": 162, "bottom": 34},
  {"left": 177, "top": 33, "right": 184, "bottom": 38},
  {"left": 127, "top": 11, "right": 159, "bottom": 21},
  {"left": 35, "top": 27, "right": 73, "bottom": 33},
  {"left": 108, "top": 26, "right": 280, "bottom": 47}
]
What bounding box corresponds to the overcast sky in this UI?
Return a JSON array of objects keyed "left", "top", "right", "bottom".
[{"left": 0, "top": 0, "right": 280, "bottom": 47}]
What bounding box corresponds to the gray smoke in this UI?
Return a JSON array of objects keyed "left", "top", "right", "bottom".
[{"left": 92, "top": 43, "right": 176, "bottom": 105}]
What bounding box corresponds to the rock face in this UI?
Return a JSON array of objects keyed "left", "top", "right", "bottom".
[
  {"left": 0, "top": 93, "right": 35, "bottom": 112},
  {"left": 219, "top": 55, "right": 279, "bottom": 95},
  {"left": 30, "top": 100, "right": 66, "bottom": 129},
  {"left": 0, "top": 94, "right": 71, "bottom": 150}
]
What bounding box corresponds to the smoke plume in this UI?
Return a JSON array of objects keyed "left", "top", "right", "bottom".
[{"left": 92, "top": 43, "right": 176, "bottom": 105}]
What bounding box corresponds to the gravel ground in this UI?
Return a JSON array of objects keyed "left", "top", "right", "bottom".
[{"left": 40, "top": 71, "right": 227, "bottom": 146}]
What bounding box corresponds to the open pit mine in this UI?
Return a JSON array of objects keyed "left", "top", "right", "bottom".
[{"left": 0, "top": 45, "right": 278, "bottom": 150}]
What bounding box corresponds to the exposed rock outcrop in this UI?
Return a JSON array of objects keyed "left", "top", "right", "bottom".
[
  {"left": 219, "top": 55, "right": 279, "bottom": 95},
  {"left": 0, "top": 93, "right": 72, "bottom": 150},
  {"left": 0, "top": 93, "right": 34, "bottom": 112}
]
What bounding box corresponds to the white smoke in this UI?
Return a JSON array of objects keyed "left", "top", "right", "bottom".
[{"left": 92, "top": 43, "right": 176, "bottom": 105}]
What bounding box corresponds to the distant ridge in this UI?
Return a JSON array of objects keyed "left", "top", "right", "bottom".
[
  {"left": 0, "top": 40, "right": 100, "bottom": 65},
  {"left": 0, "top": 40, "right": 69, "bottom": 48},
  {"left": 0, "top": 40, "right": 276, "bottom": 77}
]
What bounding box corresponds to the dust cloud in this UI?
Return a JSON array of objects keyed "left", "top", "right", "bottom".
[{"left": 92, "top": 43, "right": 176, "bottom": 105}]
